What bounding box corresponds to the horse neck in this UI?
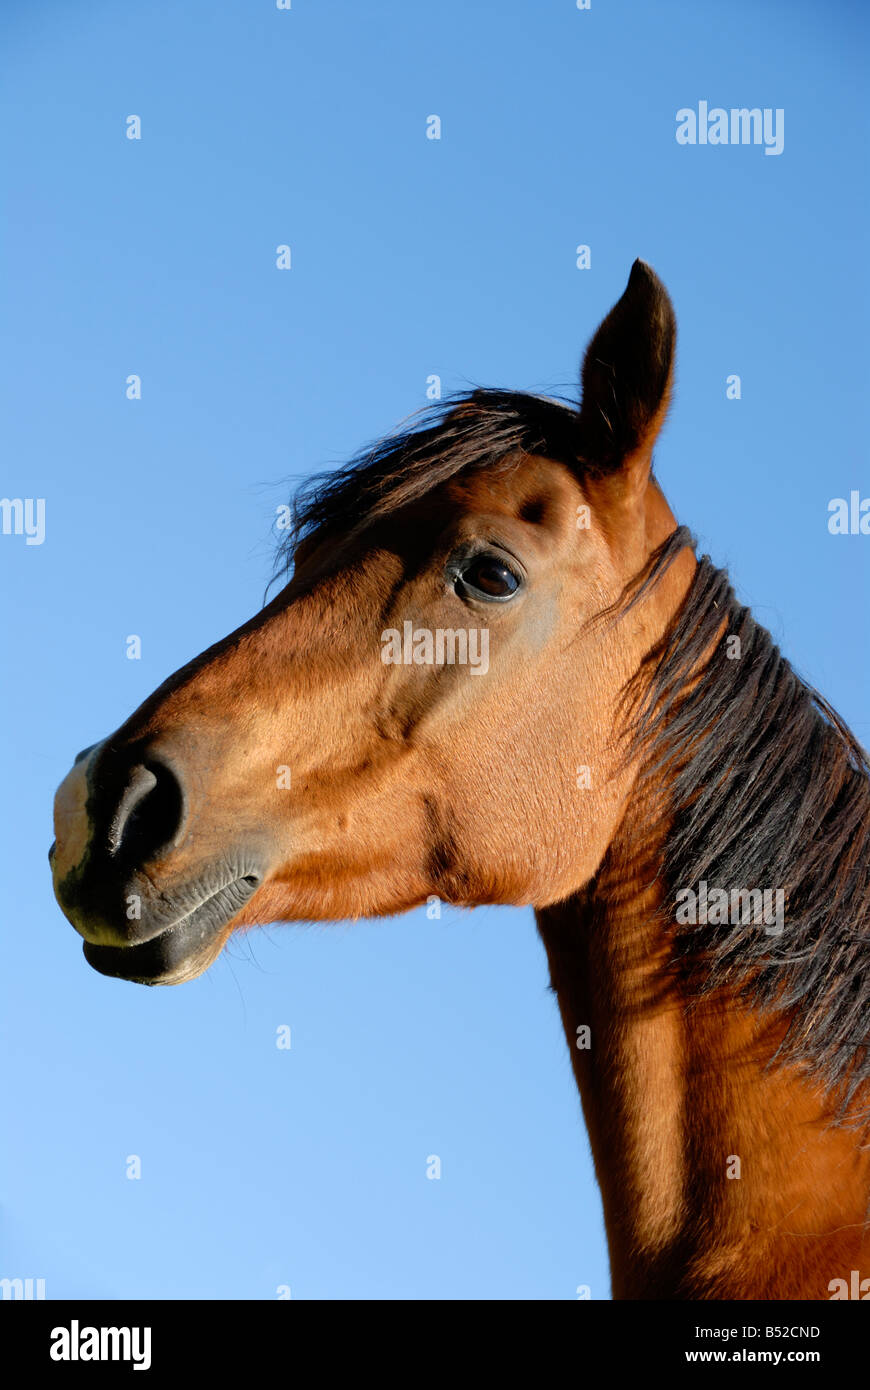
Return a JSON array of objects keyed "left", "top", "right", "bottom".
[{"left": 535, "top": 789, "right": 870, "bottom": 1300}]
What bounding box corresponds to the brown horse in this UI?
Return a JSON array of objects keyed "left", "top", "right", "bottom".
[{"left": 51, "top": 261, "right": 869, "bottom": 1300}]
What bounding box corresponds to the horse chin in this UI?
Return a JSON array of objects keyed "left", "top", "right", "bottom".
[
  {"left": 83, "top": 928, "right": 225, "bottom": 986},
  {"left": 79, "top": 883, "right": 248, "bottom": 985}
]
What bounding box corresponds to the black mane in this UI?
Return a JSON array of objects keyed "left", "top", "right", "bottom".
[
  {"left": 273, "top": 388, "right": 582, "bottom": 578},
  {"left": 625, "top": 529, "right": 870, "bottom": 1118}
]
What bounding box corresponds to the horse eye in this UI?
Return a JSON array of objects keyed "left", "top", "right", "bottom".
[{"left": 457, "top": 555, "right": 521, "bottom": 601}]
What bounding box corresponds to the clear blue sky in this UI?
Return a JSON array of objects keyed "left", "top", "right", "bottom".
[{"left": 2, "top": 0, "right": 867, "bottom": 1299}]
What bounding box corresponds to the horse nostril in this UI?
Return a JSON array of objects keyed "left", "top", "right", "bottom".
[{"left": 107, "top": 759, "right": 185, "bottom": 862}]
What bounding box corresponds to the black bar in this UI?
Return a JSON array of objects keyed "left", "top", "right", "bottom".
[{"left": 2, "top": 1299, "right": 865, "bottom": 1374}]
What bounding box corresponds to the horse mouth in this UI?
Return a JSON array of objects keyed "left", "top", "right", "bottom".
[{"left": 81, "top": 876, "right": 259, "bottom": 985}]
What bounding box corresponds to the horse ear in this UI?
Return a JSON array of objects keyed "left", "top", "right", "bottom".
[{"left": 577, "top": 259, "right": 676, "bottom": 480}]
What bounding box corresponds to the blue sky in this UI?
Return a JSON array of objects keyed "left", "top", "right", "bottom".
[{"left": 2, "top": 0, "right": 867, "bottom": 1299}]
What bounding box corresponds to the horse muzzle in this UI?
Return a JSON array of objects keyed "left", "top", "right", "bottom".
[{"left": 50, "top": 741, "right": 265, "bottom": 985}]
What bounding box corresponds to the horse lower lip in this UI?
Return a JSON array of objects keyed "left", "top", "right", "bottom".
[{"left": 81, "top": 876, "right": 259, "bottom": 984}]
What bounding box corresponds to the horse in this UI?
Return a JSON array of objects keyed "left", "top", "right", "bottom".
[{"left": 51, "top": 260, "right": 870, "bottom": 1300}]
